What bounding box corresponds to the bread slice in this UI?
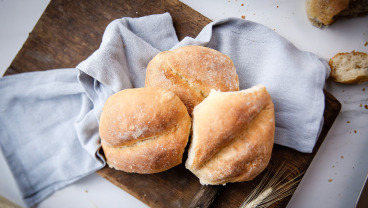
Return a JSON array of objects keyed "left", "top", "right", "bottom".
[
  {"left": 306, "top": 0, "right": 368, "bottom": 27},
  {"left": 186, "top": 85, "right": 275, "bottom": 185},
  {"left": 329, "top": 51, "right": 368, "bottom": 84}
]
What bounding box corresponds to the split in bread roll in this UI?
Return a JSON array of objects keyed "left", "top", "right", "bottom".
[
  {"left": 306, "top": 0, "right": 368, "bottom": 27},
  {"left": 186, "top": 85, "right": 275, "bottom": 185},
  {"left": 145, "top": 45, "right": 239, "bottom": 115},
  {"left": 99, "top": 87, "right": 191, "bottom": 174},
  {"left": 329, "top": 51, "right": 368, "bottom": 84}
]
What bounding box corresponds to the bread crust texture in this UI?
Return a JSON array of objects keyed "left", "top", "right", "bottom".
[
  {"left": 306, "top": 0, "right": 350, "bottom": 26},
  {"left": 186, "top": 85, "right": 275, "bottom": 185},
  {"left": 145, "top": 45, "right": 239, "bottom": 115},
  {"left": 306, "top": 0, "right": 368, "bottom": 27},
  {"left": 99, "top": 87, "right": 191, "bottom": 174}
]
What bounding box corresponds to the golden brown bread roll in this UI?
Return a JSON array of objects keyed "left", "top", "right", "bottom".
[
  {"left": 99, "top": 87, "right": 191, "bottom": 174},
  {"left": 145, "top": 45, "right": 239, "bottom": 115},
  {"left": 186, "top": 85, "right": 275, "bottom": 185}
]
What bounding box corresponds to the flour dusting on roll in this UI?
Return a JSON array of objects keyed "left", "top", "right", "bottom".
[
  {"left": 186, "top": 85, "right": 275, "bottom": 185},
  {"left": 145, "top": 45, "right": 239, "bottom": 115},
  {"left": 99, "top": 87, "right": 191, "bottom": 174}
]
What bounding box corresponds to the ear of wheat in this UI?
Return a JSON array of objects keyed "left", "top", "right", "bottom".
[{"left": 240, "top": 163, "right": 304, "bottom": 208}]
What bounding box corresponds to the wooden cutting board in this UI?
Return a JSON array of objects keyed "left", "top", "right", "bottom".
[{"left": 6, "top": 0, "right": 341, "bottom": 207}]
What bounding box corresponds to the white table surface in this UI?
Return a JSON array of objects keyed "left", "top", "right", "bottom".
[{"left": 0, "top": 0, "right": 367, "bottom": 207}]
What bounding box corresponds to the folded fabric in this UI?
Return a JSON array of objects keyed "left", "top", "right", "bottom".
[
  {"left": 0, "top": 69, "right": 104, "bottom": 207},
  {"left": 0, "top": 12, "right": 329, "bottom": 207}
]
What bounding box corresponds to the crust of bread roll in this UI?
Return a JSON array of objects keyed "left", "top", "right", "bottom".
[
  {"left": 329, "top": 51, "right": 368, "bottom": 84},
  {"left": 99, "top": 87, "right": 191, "bottom": 174},
  {"left": 306, "top": 0, "right": 368, "bottom": 27},
  {"left": 306, "top": 0, "right": 349, "bottom": 26},
  {"left": 145, "top": 45, "right": 239, "bottom": 114},
  {"left": 186, "top": 85, "right": 275, "bottom": 185}
]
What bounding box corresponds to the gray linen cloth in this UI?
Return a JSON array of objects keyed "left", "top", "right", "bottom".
[{"left": 0, "top": 13, "right": 329, "bottom": 207}]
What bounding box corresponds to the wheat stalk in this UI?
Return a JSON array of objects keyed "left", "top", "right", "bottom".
[{"left": 240, "top": 163, "right": 304, "bottom": 208}]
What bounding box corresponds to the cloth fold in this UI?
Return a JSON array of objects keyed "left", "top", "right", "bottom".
[
  {"left": 0, "top": 69, "right": 103, "bottom": 207},
  {"left": 0, "top": 13, "right": 329, "bottom": 207}
]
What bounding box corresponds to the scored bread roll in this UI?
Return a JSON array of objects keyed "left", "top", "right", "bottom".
[
  {"left": 145, "top": 45, "right": 239, "bottom": 115},
  {"left": 99, "top": 87, "right": 191, "bottom": 174},
  {"left": 186, "top": 85, "right": 275, "bottom": 185},
  {"left": 329, "top": 51, "right": 368, "bottom": 84}
]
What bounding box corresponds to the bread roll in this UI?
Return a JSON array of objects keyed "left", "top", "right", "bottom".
[
  {"left": 329, "top": 51, "right": 368, "bottom": 84},
  {"left": 145, "top": 45, "right": 239, "bottom": 115},
  {"left": 99, "top": 87, "right": 191, "bottom": 174},
  {"left": 306, "top": 0, "right": 368, "bottom": 27},
  {"left": 186, "top": 85, "right": 275, "bottom": 185},
  {"left": 306, "top": 0, "right": 349, "bottom": 27}
]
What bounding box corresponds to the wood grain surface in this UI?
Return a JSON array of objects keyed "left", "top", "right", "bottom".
[
  {"left": 7, "top": 0, "right": 209, "bottom": 74},
  {"left": 6, "top": 0, "right": 341, "bottom": 207}
]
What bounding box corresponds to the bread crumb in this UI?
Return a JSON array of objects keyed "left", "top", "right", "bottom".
[
  {"left": 276, "top": 5, "right": 279, "bottom": 8},
  {"left": 365, "top": 105, "right": 368, "bottom": 109},
  {"left": 354, "top": 130, "right": 357, "bottom": 133},
  {"left": 341, "top": 155, "right": 344, "bottom": 159},
  {"left": 241, "top": 3, "right": 244, "bottom": 6},
  {"left": 363, "top": 88, "right": 366, "bottom": 91},
  {"left": 347, "top": 121, "right": 350, "bottom": 123},
  {"left": 360, "top": 104, "right": 363, "bottom": 107},
  {"left": 85, "top": 190, "right": 88, "bottom": 193},
  {"left": 328, "top": 179, "right": 333, "bottom": 182},
  {"left": 241, "top": 15, "right": 246, "bottom": 19},
  {"left": 365, "top": 42, "right": 368, "bottom": 46}
]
